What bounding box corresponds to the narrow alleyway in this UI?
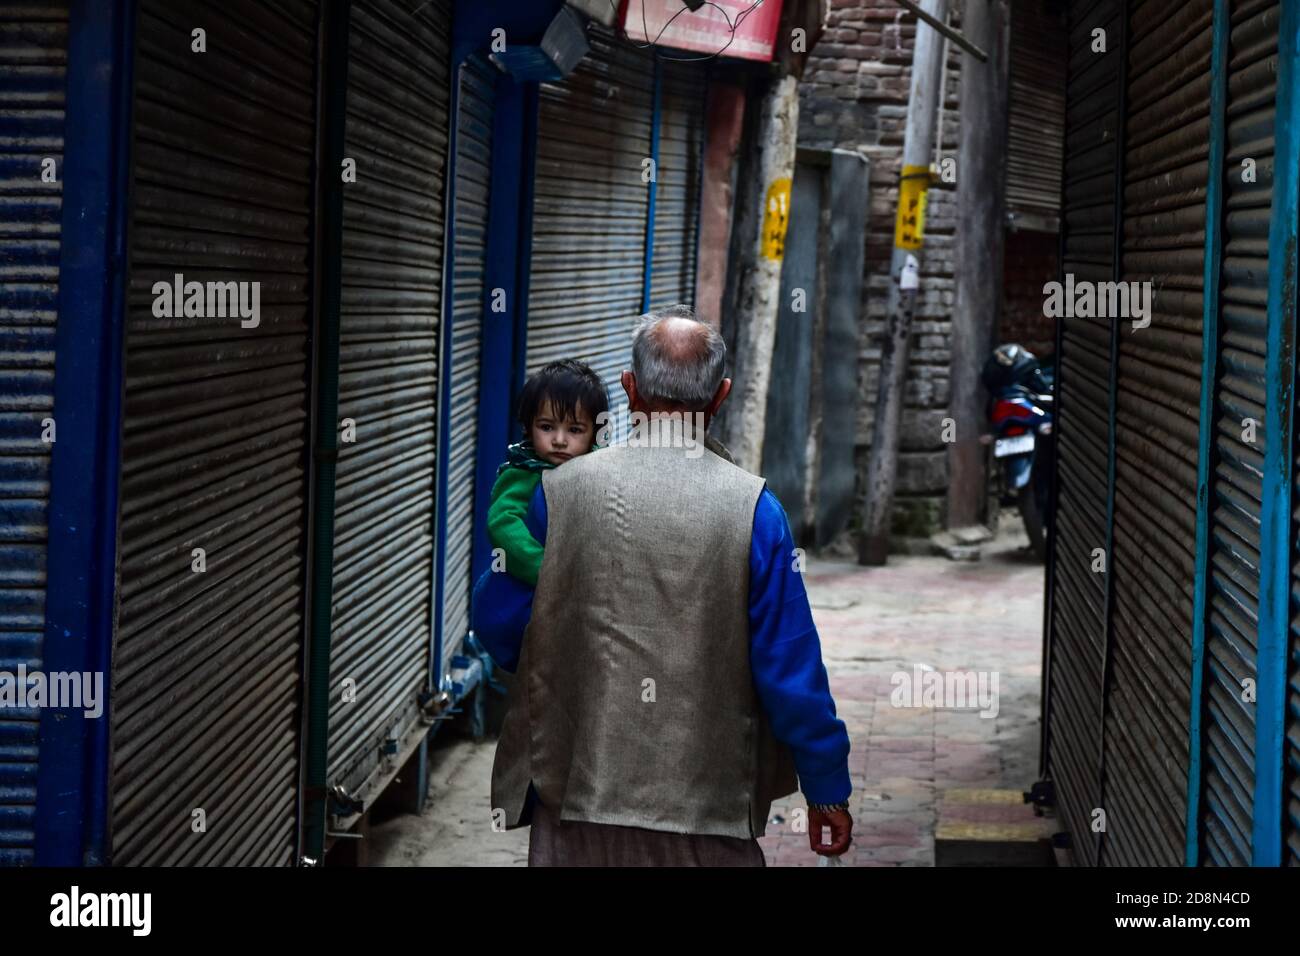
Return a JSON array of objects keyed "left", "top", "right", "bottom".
[{"left": 368, "top": 523, "right": 1044, "bottom": 867}]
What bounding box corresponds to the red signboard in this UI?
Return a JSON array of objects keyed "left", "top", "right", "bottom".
[{"left": 620, "top": 0, "right": 785, "bottom": 63}]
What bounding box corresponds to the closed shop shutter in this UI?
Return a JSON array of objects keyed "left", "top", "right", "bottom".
[
  {"left": 1290, "top": 635, "right": 1300, "bottom": 863},
  {"left": 328, "top": 0, "right": 449, "bottom": 803},
  {"left": 1291, "top": 422, "right": 1300, "bottom": 871},
  {"left": 0, "top": 2, "right": 66, "bottom": 867},
  {"left": 1204, "top": 0, "right": 1276, "bottom": 867},
  {"left": 1046, "top": 0, "right": 1123, "bottom": 868},
  {"left": 526, "top": 28, "right": 655, "bottom": 405},
  {"left": 1006, "top": 0, "right": 1068, "bottom": 231},
  {"left": 1106, "top": 0, "right": 1211, "bottom": 866},
  {"left": 436, "top": 54, "right": 494, "bottom": 677},
  {"left": 648, "top": 59, "right": 705, "bottom": 310},
  {"left": 112, "top": 0, "right": 319, "bottom": 866}
]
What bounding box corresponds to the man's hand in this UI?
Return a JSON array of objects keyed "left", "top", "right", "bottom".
[{"left": 808, "top": 807, "right": 852, "bottom": 856}]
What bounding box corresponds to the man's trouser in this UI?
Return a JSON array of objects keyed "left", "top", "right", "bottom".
[{"left": 527, "top": 804, "right": 766, "bottom": 867}]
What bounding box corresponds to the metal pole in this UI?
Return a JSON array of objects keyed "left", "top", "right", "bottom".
[
  {"left": 302, "top": 0, "right": 351, "bottom": 865},
  {"left": 1185, "top": 0, "right": 1230, "bottom": 869},
  {"left": 890, "top": 0, "right": 987, "bottom": 61},
  {"left": 1095, "top": 0, "right": 1129, "bottom": 868},
  {"left": 858, "top": 0, "right": 950, "bottom": 565},
  {"left": 1252, "top": 0, "right": 1300, "bottom": 869},
  {"left": 35, "top": 0, "right": 135, "bottom": 867}
]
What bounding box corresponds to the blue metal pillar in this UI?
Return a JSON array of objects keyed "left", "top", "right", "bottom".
[
  {"left": 1186, "top": 0, "right": 1230, "bottom": 869},
  {"left": 438, "top": 0, "right": 556, "bottom": 685},
  {"left": 512, "top": 83, "right": 541, "bottom": 405},
  {"left": 1254, "top": 0, "right": 1300, "bottom": 869},
  {"left": 34, "top": 0, "right": 135, "bottom": 866},
  {"left": 641, "top": 58, "right": 663, "bottom": 313},
  {"left": 471, "top": 75, "right": 536, "bottom": 582}
]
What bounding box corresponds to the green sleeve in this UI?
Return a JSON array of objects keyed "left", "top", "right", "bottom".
[{"left": 486, "top": 468, "right": 545, "bottom": 586}]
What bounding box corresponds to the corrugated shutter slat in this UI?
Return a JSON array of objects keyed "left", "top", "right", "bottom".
[
  {"left": 1203, "top": 0, "right": 1277, "bottom": 867},
  {"left": 328, "top": 0, "right": 449, "bottom": 802},
  {"left": 648, "top": 61, "right": 705, "bottom": 310},
  {"left": 112, "top": 0, "right": 318, "bottom": 867},
  {"left": 1104, "top": 0, "right": 1211, "bottom": 866},
  {"left": 1047, "top": 0, "right": 1123, "bottom": 868},
  {"left": 440, "top": 54, "right": 494, "bottom": 668},
  {"left": 0, "top": 1, "right": 66, "bottom": 868},
  {"left": 528, "top": 29, "right": 655, "bottom": 406},
  {"left": 1006, "top": 0, "right": 1067, "bottom": 229}
]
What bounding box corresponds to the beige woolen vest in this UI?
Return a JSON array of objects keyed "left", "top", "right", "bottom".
[{"left": 489, "top": 427, "right": 798, "bottom": 839}]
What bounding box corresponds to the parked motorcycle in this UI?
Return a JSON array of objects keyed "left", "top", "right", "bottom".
[{"left": 981, "top": 344, "right": 1055, "bottom": 560}]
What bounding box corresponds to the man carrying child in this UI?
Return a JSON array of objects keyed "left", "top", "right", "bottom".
[{"left": 474, "top": 305, "right": 852, "bottom": 867}]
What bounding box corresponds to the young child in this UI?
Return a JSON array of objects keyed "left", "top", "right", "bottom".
[{"left": 487, "top": 359, "right": 609, "bottom": 586}]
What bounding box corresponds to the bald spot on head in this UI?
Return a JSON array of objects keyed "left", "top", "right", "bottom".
[
  {"left": 645, "top": 316, "right": 713, "bottom": 369},
  {"left": 628, "top": 305, "right": 727, "bottom": 412}
]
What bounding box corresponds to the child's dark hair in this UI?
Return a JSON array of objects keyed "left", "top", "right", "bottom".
[{"left": 516, "top": 359, "right": 610, "bottom": 434}]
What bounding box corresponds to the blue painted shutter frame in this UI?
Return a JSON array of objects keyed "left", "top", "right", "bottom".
[
  {"left": 1201, "top": 0, "right": 1278, "bottom": 867},
  {"left": 0, "top": 1, "right": 67, "bottom": 869},
  {"left": 1262, "top": 0, "right": 1299, "bottom": 869}
]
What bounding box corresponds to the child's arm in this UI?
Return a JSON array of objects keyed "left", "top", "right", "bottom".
[{"left": 486, "top": 468, "right": 546, "bottom": 586}]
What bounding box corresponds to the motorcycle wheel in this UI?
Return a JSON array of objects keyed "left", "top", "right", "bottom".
[{"left": 1018, "top": 483, "right": 1048, "bottom": 562}]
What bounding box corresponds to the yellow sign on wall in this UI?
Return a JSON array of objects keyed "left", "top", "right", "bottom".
[
  {"left": 894, "top": 164, "right": 930, "bottom": 250},
  {"left": 761, "top": 177, "right": 792, "bottom": 261}
]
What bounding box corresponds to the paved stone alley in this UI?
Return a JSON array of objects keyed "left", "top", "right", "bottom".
[{"left": 368, "top": 523, "right": 1044, "bottom": 867}]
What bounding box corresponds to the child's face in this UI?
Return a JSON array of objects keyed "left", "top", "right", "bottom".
[{"left": 530, "top": 400, "right": 595, "bottom": 465}]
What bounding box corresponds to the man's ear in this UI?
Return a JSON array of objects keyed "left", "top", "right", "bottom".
[
  {"left": 621, "top": 370, "right": 639, "bottom": 409},
  {"left": 707, "top": 378, "right": 731, "bottom": 419}
]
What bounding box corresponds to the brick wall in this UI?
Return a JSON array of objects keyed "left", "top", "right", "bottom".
[
  {"left": 1000, "top": 227, "right": 1057, "bottom": 361},
  {"left": 800, "top": 0, "right": 964, "bottom": 537}
]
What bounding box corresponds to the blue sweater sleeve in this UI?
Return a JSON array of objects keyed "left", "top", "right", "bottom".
[
  {"left": 749, "top": 488, "right": 852, "bottom": 805},
  {"left": 470, "top": 484, "right": 547, "bottom": 673},
  {"left": 527, "top": 481, "right": 548, "bottom": 543}
]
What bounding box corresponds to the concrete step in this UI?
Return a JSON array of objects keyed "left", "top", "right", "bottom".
[
  {"left": 934, "top": 788, "right": 1056, "bottom": 866},
  {"left": 929, "top": 531, "right": 982, "bottom": 561},
  {"left": 950, "top": 525, "right": 996, "bottom": 545}
]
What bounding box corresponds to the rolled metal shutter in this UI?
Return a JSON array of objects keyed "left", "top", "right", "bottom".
[
  {"left": 527, "top": 28, "right": 654, "bottom": 404},
  {"left": 1291, "top": 641, "right": 1300, "bottom": 863},
  {"left": 0, "top": 3, "right": 66, "bottom": 867},
  {"left": 1105, "top": 0, "right": 1211, "bottom": 866},
  {"left": 1006, "top": 0, "right": 1068, "bottom": 230},
  {"left": 328, "top": 0, "right": 449, "bottom": 804},
  {"left": 1046, "top": 0, "right": 1123, "bottom": 867},
  {"left": 438, "top": 54, "right": 494, "bottom": 675},
  {"left": 648, "top": 59, "right": 705, "bottom": 310},
  {"left": 113, "top": 0, "right": 319, "bottom": 866},
  {"left": 1203, "top": 0, "right": 1277, "bottom": 866}
]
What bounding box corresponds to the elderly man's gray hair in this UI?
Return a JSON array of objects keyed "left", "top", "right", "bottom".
[{"left": 630, "top": 305, "right": 727, "bottom": 409}]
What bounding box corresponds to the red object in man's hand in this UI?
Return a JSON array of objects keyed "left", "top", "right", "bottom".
[{"left": 808, "top": 807, "right": 853, "bottom": 856}]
